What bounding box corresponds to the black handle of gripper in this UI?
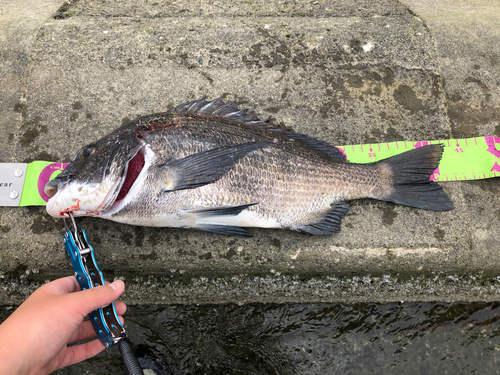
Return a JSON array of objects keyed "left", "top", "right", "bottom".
[{"left": 118, "top": 337, "right": 144, "bottom": 375}]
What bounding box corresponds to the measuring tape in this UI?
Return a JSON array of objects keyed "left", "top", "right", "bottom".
[
  {"left": 0, "top": 136, "right": 499, "bottom": 206},
  {"left": 0, "top": 162, "right": 68, "bottom": 206},
  {"left": 341, "top": 136, "right": 500, "bottom": 182}
]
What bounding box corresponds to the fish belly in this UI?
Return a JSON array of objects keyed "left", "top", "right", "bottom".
[{"left": 103, "top": 201, "right": 280, "bottom": 229}]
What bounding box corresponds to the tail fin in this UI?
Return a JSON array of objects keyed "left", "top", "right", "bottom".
[{"left": 380, "top": 144, "right": 454, "bottom": 211}]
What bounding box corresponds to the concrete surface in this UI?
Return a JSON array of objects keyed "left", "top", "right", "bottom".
[{"left": 0, "top": 0, "right": 499, "bottom": 305}]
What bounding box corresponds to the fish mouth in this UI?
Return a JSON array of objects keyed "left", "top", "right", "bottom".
[
  {"left": 44, "top": 178, "right": 60, "bottom": 198},
  {"left": 108, "top": 146, "right": 145, "bottom": 209},
  {"left": 45, "top": 173, "right": 73, "bottom": 198}
]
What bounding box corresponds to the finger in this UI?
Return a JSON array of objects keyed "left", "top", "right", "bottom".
[
  {"left": 114, "top": 300, "right": 127, "bottom": 316},
  {"left": 82, "top": 301, "right": 126, "bottom": 318},
  {"left": 35, "top": 276, "right": 80, "bottom": 298},
  {"left": 68, "top": 312, "right": 125, "bottom": 344},
  {"left": 65, "top": 280, "right": 125, "bottom": 317},
  {"left": 67, "top": 321, "right": 97, "bottom": 344},
  {"left": 58, "top": 339, "right": 106, "bottom": 369}
]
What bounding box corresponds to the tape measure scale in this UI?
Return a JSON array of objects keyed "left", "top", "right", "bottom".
[{"left": 341, "top": 136, "right": 500, "bottom": 182}]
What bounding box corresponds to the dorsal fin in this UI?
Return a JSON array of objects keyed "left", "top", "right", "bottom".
[
  {"left": 278, "top": 131, "right": 347, "bottom": 162},
  {"left": 169, "top": 96, "right": 271, "bottom": 128},
  {"left": 170, "top": 97, "right": 347, "bottom": 162}
]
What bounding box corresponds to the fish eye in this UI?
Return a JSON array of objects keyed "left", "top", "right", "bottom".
[{"left": 81, "top": 147, "right": 95, "bottom": 159}]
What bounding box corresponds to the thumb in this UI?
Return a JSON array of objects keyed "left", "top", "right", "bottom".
[{"left": 66, "top": 280, "right": 125, "bottom": 316}]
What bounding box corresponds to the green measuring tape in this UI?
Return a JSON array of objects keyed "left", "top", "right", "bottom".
[
  {"left": 341, "top": 136, "right": 500, "bottom": 182},
  {"left": 0, "top": 162, "right": 68, "bottom": 206},
  {"left": 1, "top": 136, "right": 498, "bottom": 207}
]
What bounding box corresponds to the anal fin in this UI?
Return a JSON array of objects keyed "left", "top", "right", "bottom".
[{"left": 298, "top": 202, "right": 350, "bottom": 235}]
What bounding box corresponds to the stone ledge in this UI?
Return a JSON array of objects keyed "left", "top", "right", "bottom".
[{"left": 0, "top": 0, "right": 498, "bottom": 304}]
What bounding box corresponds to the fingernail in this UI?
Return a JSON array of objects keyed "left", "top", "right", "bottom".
[{"left": 109, "top": 280, "right": 124, "bottom": 292}]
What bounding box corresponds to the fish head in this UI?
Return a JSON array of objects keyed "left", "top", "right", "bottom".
[{"left": 45, "top": 130, "right": 145, "bottom": 218}]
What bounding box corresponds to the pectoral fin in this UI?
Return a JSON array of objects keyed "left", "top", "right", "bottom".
[
  {"left": 162, "top": 142, "right": 268, "bottom": 191},
  {"left": 186, "top": 203, "right": 258, "bottom": 237}
]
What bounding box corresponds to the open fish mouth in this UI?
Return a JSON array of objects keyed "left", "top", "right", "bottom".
[{"left": 45, "top": 146, "right": 146, "bottom": 217}]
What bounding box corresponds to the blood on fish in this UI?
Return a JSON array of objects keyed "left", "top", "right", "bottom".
[
  {"left": 134, "top": 118, "right": 197, "bottom": 138},
  {"left": 61, "top": 199, "right": 81, "bottom": 215}
]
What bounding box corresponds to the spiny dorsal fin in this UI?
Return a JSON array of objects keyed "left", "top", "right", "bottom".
[
  {"left": 170, "top": 97, "right": 347, "bottom": 162},
  {"left": 169, "top": 96, "right": 272, "bottom": 128}
]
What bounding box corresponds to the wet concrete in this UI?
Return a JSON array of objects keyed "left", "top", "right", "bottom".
[{"left": 0, "top": 0, "right": 499, "bottom": 304}]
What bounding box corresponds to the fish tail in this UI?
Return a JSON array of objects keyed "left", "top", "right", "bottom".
[{"left": 377, "top": 144, "right": 454, "bottom": 211}]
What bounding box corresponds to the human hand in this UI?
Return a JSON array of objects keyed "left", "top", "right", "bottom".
[{"left": 0, "top": 276, "right": 126, "bottom": 375}]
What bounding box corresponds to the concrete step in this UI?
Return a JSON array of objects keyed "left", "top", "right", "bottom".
[{"left": 0, "top": 0, "right": 499, "bottom": 304}]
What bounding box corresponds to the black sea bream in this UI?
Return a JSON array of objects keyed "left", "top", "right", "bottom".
[{"left": 45, "top": 98, "right": 453, "bottom": 237}]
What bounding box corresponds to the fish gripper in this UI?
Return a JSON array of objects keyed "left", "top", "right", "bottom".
[{"left": 62, "top": 212, "right": 126, "bottom": 348}]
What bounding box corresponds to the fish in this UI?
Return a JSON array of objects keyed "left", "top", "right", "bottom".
[{"left": 45, "top": 97, "right": 454, "bottom": 237}]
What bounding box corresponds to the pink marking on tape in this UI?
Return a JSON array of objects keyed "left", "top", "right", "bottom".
[
  {"left": 491, "top": 161, "right": 500, "bottom": 173},
  {"left": 38, "top": 163, "right": 69, "bottom": 202},
  {"left": 430, "top": 167, "right": 440, "bottom": 181},
  {"left": 485, "top": 136, "right": 500, "bottom": 158},
  {"left": 414, "top": 141, "right": 429, "bottom": 148}
]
